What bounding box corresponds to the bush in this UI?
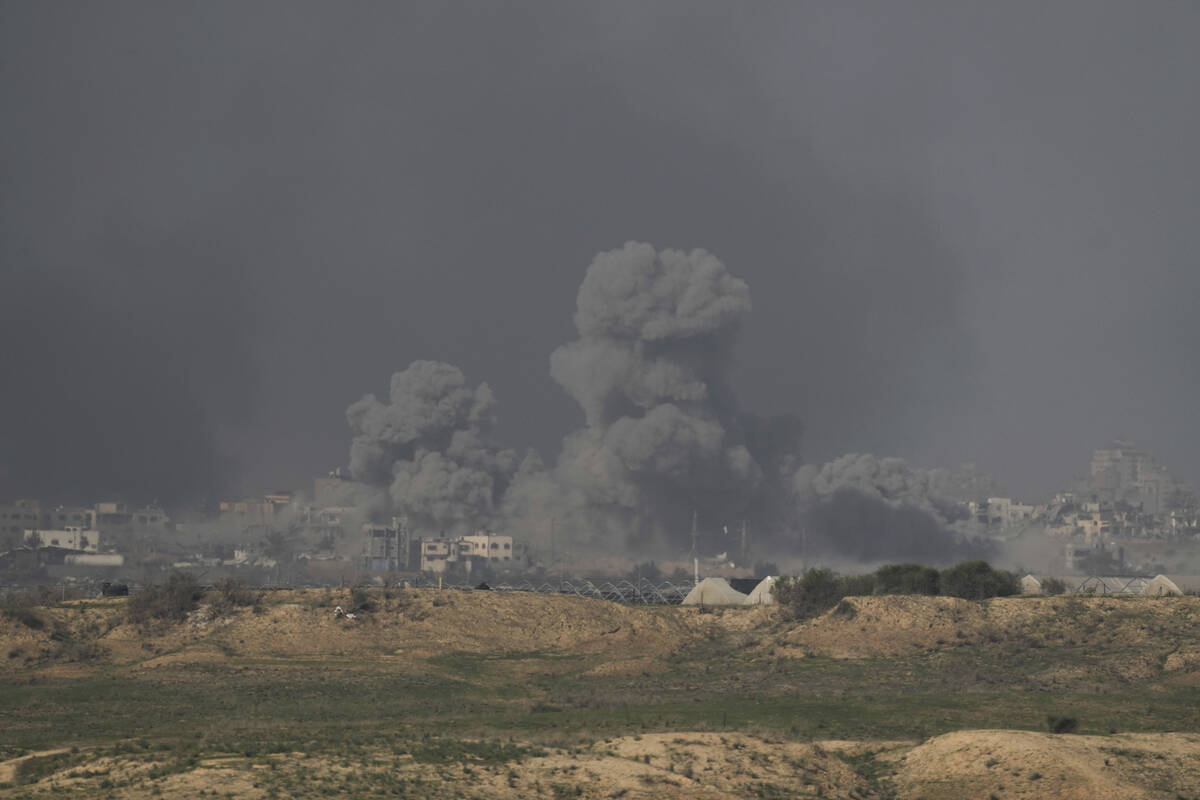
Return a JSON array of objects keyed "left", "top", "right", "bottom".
[
  {"left": 939, "top": 560, "right": 1018, "bottom": 600},
  {"left": 349, "top": 586, "right": 373, "bottom": 612},
  {"left": 1046, "top": 715, "right": 1078, "bottom": 734},
  {"left": 1040, "top": 577, "right": 1067, "bottom": 596},
  {"left": 873, "top": 563, "right": 940, "bottom": 596},
  {"left": 1, "top": 591, "right": 45, "bottom": 630},
  {"left": 775, "top": 568, "right": 873, "bottom": 619},
  {"left": 210, "top": 578, "right": 260, "bottom": 609},
  {"left": 127, "top": 571, "right": 204, "bottom": 623},
  {"left": 839, "top": 573, "right": 876, "bottom": 596}
]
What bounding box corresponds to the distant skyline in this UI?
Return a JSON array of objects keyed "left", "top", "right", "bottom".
[{"left": 3, "top": 2, "right": 1198, "bottom": 505}]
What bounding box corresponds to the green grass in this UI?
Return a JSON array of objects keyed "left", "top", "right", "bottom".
[
  {"left": 3, "top": 600, "right": 1200, "bottom": 798},
  {"left": 2, "top": 642, "right": 1198, "bottom": 760}
]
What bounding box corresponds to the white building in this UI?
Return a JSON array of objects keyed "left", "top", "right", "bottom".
[
  {"left": 417, "top": 532, "right": 514, "bottom": 574},
  {"left": 26, "top": 526, "right": 100, "bottom": 552}
]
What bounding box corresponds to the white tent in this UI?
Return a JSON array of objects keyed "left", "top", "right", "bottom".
[
  {"left": 744, "top": 576, "right": 778, "bottom": 605},
  {"left": 1145, "top": 575, "right": 1200, "bottom": 596},
  {"left": 682, "top": 577, "right": 749, "bottom": 606}
]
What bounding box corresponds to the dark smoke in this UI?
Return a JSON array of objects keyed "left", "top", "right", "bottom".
[
  {"left": 346, "top": 361, "right": 517, "bottom": 534},
  {"left": 792, "top": 454, "right": 992, "bottom": 563},
  {"left": 503, "top": 242, "right": 776, "bottom": 550},
  {"left": 349, "top": 245, "right": 997, "bottom": 565}
]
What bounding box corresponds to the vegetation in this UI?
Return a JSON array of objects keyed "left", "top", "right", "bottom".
[
  {"left": 2, "top": 587, "right": 1199, "bottom": 797},
  {"left": 939, "top": 560, "right": 1019, "bottom": 600},
  {"left": 1040, "top": 577, "right": 1068, "bottom": 596},
  {"left": 1, "top": 592, "right": 44, "bottom": 630},
  {"left": 776, "top": 560, "right": 1018, "bottom": 618},
  {"left": 126, "top": 571, "right": 204, "bottom": 624},
  {"left": 774, "top": 568, "right": 852, "bottom": 618},
  {"left": 1046, "top": 715, "right": 1079, "bottom": 734},
  {"left": 207, "top": 578, "right": 261, "bottom": 615},
  {"left": 873, "top": 563, "right": 940, "bottom": 596}
]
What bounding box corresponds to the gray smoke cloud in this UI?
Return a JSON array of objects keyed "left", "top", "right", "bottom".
[
  {"left": 792, "top": 454, "right": 996, "bottom": 563},
  {"left": 347, "top": 246, "right": 999, "bottom": 564},
  {"left": 346, "top": 361, "right": 517, "bottom": 534},
  {"left": 503, "top": 242, "right": 776, "bottom": 550}
]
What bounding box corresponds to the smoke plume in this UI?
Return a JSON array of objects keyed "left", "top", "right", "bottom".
[
  {"left": 792, "top": 454, "right": 987, "bottom": 563},
  {"left": 346, "top": 244, "right": 992, "bottom": 565},
  {"left": 346, "top": 361, "right": 517, "bottom": 534},
  {"left": 503, "top": 242, "right": 785, "bottom": 550}
]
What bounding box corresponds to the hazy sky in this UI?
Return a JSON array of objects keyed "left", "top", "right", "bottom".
[{"left": 2, "top": 2, "right": 1198, "bottom": 505}]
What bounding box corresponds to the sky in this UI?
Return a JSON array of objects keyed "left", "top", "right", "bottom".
[{"left": 2, "top": 1, "right": 1198, "bottom": 506}]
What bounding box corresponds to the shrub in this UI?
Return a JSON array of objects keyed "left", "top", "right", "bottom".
[
  {"left": 1, "top": 592, "right": 44, "bottom": 630},
  {"left": 210, "top": 578, "right": 260, "bottom": 609},
  {"left": 127, "top": 571, "right": 204, "bottom": 623},
  {"left": 874, "top": 563, "right": 940, "bottom": 596},
  {"left": 1046, "top": 715, "right": 1078, "bottom": 734},
  {"left": 775, "top": 569, "right": 841, "bottom": 618},
  {"left": 840, "top": 573, "right": 876, "bottom": 596},
  {"left": 349, "top": 586, "right": 373, "bottom": 612},
  {"left": 1040, "top": 577, "right": 1067, "bottom": 596},
  {"left": 939, "top": 560, "right": 1019, "bottom": 600}
]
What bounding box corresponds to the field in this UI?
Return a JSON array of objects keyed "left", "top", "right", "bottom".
[{"left": 2, "top": 588, "right": 1200, "bottom": 798}]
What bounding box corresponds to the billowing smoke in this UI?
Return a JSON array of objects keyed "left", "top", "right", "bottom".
[
  {"left": 503, "top": 242, "right": 777, "bottom": 551},
  {"left": 346, "top": 361, "right": 517, "bottom": 534},
  {"left": 792, "top": 454, "right": 985, "bottom": 563},
  {"left": 345, "top": 243, "right": 989, "bottom": 565}
]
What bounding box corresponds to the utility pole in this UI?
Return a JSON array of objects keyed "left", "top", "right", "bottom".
[
  {"left": 690, "top": 510, "right": 699, "bottom": 586},
  {"left": 740, "top": 519, "right": 748, "bottom": 566}
]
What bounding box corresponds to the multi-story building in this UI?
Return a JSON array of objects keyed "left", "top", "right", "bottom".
[
  {"left": 361, "top": 517, "right": 411, "bottom": 571},
  {"left": 415, "top": 532, "right": 514, "bottom": 574},
  {"left": 0, "top": 499, "right": 41, "bottom": 543},
  {"left": 219, "top": 499, "right": 278, "bottom": 527},
  {"left": 968, "top": 497, "right": 1036, "bottom": 531},
  {"left": 418, "top": 538, "right": 454, "bottom": 573},
  {"left": 1090, "top": 440, "right": 1178, "bottom": 515},
  {"left": 25, "top": 526, "right": 100, "bottom": 552}
]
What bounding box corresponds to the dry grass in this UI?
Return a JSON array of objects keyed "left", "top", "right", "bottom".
[{"left": 2, "top": 591, "right": 1200, "bottom": 798}]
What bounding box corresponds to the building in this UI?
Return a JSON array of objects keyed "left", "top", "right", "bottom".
[
  {"left": 418, "top": 538, "right": 454, "bottom": 573},
  {"left": 361, "top": 517, "right": 411, "bottom": 571},
  {"left": 93, "top": 502, "right": 169, "bottom": 551},
  {"left": 0, "top": 499, "right": 41, "bottom": 542},
  {"left": 42, "top": 505, "right": 97, "bottom": 531},
  {"left": 314, "top": 470, "right": 352, "bottom": 507},
  {"left": 415, "top": 532, "right": 514, "bottom": 574},
  {"left": 1090, "top": 439, "right": 1179, "bottom": 515},
  {"left": 25, "top": 527, "right": 100, "bottom": 553},
  {"left": 219, "top": 499, "right": 278, "bottom": 527},
  {"left": 2, "top": 501, "right": 96, "bottom": 538},
  {"left": 64, "top": 553, "right": 125, "bottom": 567}
]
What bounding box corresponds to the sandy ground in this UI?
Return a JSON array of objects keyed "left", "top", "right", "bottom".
[
  {"left": 4, "top": 730, "right": 1200, "bottom": 799},
  {"left": 5, "top": 591, "right": 1200, "bottom": 797},
  {"left": 890, "top": 729, "right": 1200, "bottom": 800}
]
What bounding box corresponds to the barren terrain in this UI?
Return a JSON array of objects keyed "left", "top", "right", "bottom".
[{"left": 2, "top": 589, "right": 1199, "bottom": 798}]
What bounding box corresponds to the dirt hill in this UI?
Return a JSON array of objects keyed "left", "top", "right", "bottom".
[{"left": 3, "top": 589, "right": 1200, "bottom": 798}]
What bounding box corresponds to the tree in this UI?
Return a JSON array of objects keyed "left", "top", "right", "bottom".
[
  {"left": 127, "top": 571, "right": 204, "bottom": 623},
  {"left": 775, "top": 568, "right": 873, "bottom": 618},
  {"left": 939, "top": 560, "right": 1018, "bottom": 600},
  {"left": 873, "top": 563, "right": 940, "bottom": 595}
]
